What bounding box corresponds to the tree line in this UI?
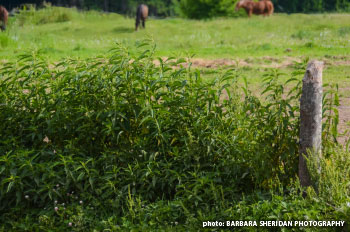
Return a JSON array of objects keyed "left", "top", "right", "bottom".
[
  {"left": 2, "top": 0, "right": 350, "bottom": 18},
  {"left": 1, "top": 0, "right": 176, "bottom": 17}
]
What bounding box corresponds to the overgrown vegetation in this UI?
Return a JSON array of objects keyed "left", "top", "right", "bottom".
[
  {"left": 16, "top": 5, "right": 72, "bottom": 26},
  {"left": 0, "top": 42, "right": 348, "bottom": 230},
  {"left": 176, "top": 0, "right": 238, "bottom": 19}
]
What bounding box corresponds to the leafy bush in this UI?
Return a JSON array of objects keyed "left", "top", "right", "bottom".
[
  {"left": 16, "top": 5, "right": 72, "bottom": 26},
  {"left": 0, "top": 43, "right": 345, "bottom": 230},
  {"left": 177, "top": 0, "right": 237, "bottom": 19}
]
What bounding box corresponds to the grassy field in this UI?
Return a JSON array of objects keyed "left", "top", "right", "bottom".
[
  {"left": 1, "top": 7, "right": 350, "bottom": 60},
  {"left": 2, "top": 7, "right": 350, "bottom": 88}
]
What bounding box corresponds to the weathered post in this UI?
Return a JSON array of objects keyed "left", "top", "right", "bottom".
[{"left": 299, "top": 60, "right": 323, "bottom": 188}]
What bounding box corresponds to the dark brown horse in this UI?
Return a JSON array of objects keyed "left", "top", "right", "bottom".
[
  {"left": 135, "top": 4, "right": 148, "bottom": 31},
  {"left": 235, "top": 0, "right": 274, "bottom": 17},
  {"left": 0, "top": 6, "right": 8, "bottom": 31}
]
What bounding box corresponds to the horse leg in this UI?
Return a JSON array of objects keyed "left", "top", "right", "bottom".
[
  {"left": 142, "top": 19, "right": 145, "bottom": 29},
  {"left": 3, "top": 18, "right": 7, "bottom": 30},
  {"left": 135, "top": 19, "right": 140, "bottom": 31},
  {"left": 244, "top": 8, "right": 250, "bottom": 17},
  {"left": 0, "top": 21, "right": 4, "bottom": 31}
]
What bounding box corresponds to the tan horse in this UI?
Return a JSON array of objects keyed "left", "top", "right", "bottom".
[
  {"left": 135, "top": 4, "right": 148, "bottom": 31},
  {"left": 0, "top": 6, "right": 8, "bottom": 31},
  {"left": 235, "top": 0, "right": 274, "bottom": 17}
]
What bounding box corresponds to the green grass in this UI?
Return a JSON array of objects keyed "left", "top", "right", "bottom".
[
  {"left": 202, "top": 64, "right": 350, "bottom": 84},
  {"left": 2, "top": 7, "right": 350, "bottom": 92},
  {"left": 3, "top": 7, "right": 350, "bottom": 97},
  {"left": 2, "top": 7, "right": 350, "bottom": 61}
]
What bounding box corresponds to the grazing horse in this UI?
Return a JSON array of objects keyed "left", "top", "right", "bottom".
[
  {"left": 135, "top": 4, "right": 148, "bottom": 31},
  {"left": 0, "top": 6, "right": 8, "bottom": 31},
  {"left": 235, "top": 0, "right": 274, "bottom": 17}
]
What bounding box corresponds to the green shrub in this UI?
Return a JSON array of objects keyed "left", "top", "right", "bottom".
[
  {"left": 0, "top": 43, "right": 345, "bottom": 230},
  {"left": 177, "top": 0, "right": 237, "bottom": 19},
  {"left": 16, "top": 6, "right": 72, "bottom": 26}
]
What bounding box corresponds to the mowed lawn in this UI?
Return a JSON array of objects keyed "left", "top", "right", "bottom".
[{"left": 1, "top": 7, "right": 350, "bottom": 61}]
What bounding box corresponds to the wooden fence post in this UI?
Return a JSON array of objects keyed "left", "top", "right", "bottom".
[{"left": 299, "top": 60, "right": 323, "bottom": 188}]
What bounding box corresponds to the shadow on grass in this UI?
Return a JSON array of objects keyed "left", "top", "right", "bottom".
[
  {"left": 39, "top": 47, "right": 63, "bottom": 54},
  {"left": 112, "top": 26, "right": 134, "bottom": 33}
]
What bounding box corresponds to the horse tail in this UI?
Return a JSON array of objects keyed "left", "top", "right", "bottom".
[{"left": 0, "top": 6, "right": 8, "bottom": 31}]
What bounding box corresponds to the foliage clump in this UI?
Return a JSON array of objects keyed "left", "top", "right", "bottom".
[
  {"left": 16, "top": 5, "right": 72, "bottom": 26},
  {"left": 176, "top": 0, "right": 239, "bottom": 19},
  {"left": 0, "top": 43, "right": 347, "bottom": 230}
]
